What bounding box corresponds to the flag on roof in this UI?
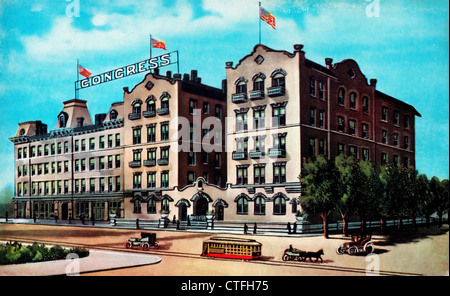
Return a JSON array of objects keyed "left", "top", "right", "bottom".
[
  {"left": 260, "top": 6, "right": 276, "bottom": 29},
  {"left": 78, "top": 64, "right": 91, "bottom": 78},
  {"left": 151, "top": 38, "right": 167, "bottom": 50}
]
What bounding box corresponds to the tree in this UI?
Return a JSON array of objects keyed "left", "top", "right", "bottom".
[
  {"left": 430, "top": 177, "right": 450, "bottom": 226},
  {"left": 300, "top": 155, "right": 341, "bottom": 238}
]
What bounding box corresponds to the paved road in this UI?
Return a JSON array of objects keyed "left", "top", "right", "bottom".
[{"left": 0, "top": 222, "right": 448, "bottom": 276}]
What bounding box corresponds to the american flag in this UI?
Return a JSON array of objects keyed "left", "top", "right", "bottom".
[{"left": 260, "top": 6, "right": 276, "bottom": 29}]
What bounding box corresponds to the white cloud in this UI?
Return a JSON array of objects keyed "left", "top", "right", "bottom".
[{"left": 91, "top": 13, "right": 108, "bottom": 27}]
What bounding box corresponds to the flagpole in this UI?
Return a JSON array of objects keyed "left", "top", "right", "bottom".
[
  {"left": 259, "top": 2, "right": 261, "bottom": 44},
  {"left": 76, "top": 59, "right": 79, "bottom": 100}
]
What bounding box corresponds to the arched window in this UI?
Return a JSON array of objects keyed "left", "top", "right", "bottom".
[
  {"left": 270, "top": 68, "right": 286, "bottom": 87},
  {"left": 110, "top": 109, "right": 118, "bottom": 120},
  {"left": 349, "top": 92, "right": 357, "bottom": 109},
  {"left": 147, "top": 99, "right": 155, "bottom": 112},
  {"left": 252, "top": 73, "right": 266, "bottom": 91},
  {"left": 162, "top": 197, "right": 170, "bottom": 212},
  {"left": 133, "top": 199, "right": 141, "bottom": 213},
  {"left": 254, "top": 196, "right": 266, "bottom": 215},
  {"left": 235, "top": 194, "right": 249, "bottom": 214},
  {"left": 19, "top": 128, "right": 25, "bottom": 135},
  {"left": 160, "top": 92, "right": 171, "bottom": 112},
  {"left": 362, "top": 96, "right": 369, "bottom": 113},
  {"left": 273, "top": 194, "right": 286, "bottom": 215},
  {"left": 338, "top": 88, "right": 345, "bottom": 105},
  {"left": 235, "top": 77, "right": 247, "bottom": 94},
  {"left": 58, "top": 112, "right": 69, "bottom": 128},
  {"left": 131, "top": 99, "right": 142, "bottom": 115},
  {"left": 147, "top": 198, "right": 156, "bottom": 214}
]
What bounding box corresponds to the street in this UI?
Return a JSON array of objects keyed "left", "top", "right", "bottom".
[{"left": 0, "top": 222, "right": 448, "bottom": 276}]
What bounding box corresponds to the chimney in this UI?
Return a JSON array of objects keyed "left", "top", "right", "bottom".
[
  {"left": 222, "top": 79, "right": 227, "bottom": 95},
  {"left": 173, "top": 73, "right": 182, "bottom": 80},
  {"left": 370, "top": 79, "right": 377, "bottom": 87},
  {"left": 325, "top": 58, "right": 333, "bottom": 69},
  {"left": 293, "top": 44, "right": 304, "bottom": 52},
  {"left": 166, "top": 71, "right": 172, "bottom": 78},
  {"left": 225, "top": 61, "right": 233, "bottom": 69},
  {"left": 95, "top": 113, "right": 107, "bottom": 125},
  {"left": 183, "top": 73, "right": 190, "bottom": 81},
  {"left": 154, "top": 68, "right": 159, "bottom": 75},
  {"left": 191, "top": 70, "right": 198, "bottom": 82}
]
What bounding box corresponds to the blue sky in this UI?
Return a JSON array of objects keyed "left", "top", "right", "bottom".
[{"left": 0, "top": 0, "right": 448, "bottom": 190}]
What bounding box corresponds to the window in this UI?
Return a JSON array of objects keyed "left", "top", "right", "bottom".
[
  {"left": 133, "top": 127, "right": 141, "bottom": 144},
  {"left": 203, "top": 102, "right": 210, "bottom": 114},
  {"left": 309, "top": 77, "right": 316, "bottom": 96},
  {"left": 146, "top": 98, "right": 156, "bottom": 113},
  {"left": 319, "top": 111, "right": 325, "bottom": 128},
  {"left": 161, "top": 198, "right": 170, "bottom": 212},
  {"left": 89, "top": 138, "right": 95, "bottom": 150},
  {"left": 161, "top": 96, "right": 170, "bottom": 111},
  {"left": 37, "top": 145, "right": 42, "bottom": 156},
  {"left": 319, "top": 139, "right": 326, "bottom": 155},
  {"left": 146, "top": 124, "right": 156, "bottom": 143},
  {"left": 338, "top": 88, "right": 345, "bottom": 105},
  {"left": 349, "top": 145, "right": 358, "bottom": 158},
  {"left": 362, "top": 148, "right": 370, "bottom": 161},
  {"left": 90, "top": 178, "right": 95, "bottom": 193},
  {"left": 188, "top": 151, "right": 196, "bottom": 166},
  {"left": 393, "top": 155, "right": 400, "bottom": 167},
  {"left": 236, "top": 111, "right": 248, "bottom": 131},
  {"left": 160, "top": 146, "right": 169, "bottom": 162},
  {"left": 147, "top": 148, "right": 157, "bottom": 163},
  {"left": 57, "top": 142, "right": 62, "bottom": 154},
  {"left": 348, "top": 119, "right": 356, "bottom": 135},
  {"left": 349, "top": 92, "right": 357, "bottom": 109},
  {"left": 236, "top": 137, "right": 248, "bottom": 153},
  {"left": 362, "top": 96, "right": 369, "bottom": 113},
  {"left": 272, "top": 103, "right": 286, "bottom": 127},
  {"left": 189, "top": 99, "right": 198, "bottom": 115},
  {"left": 115, "top": 134, "right": 121, "bottom": 146},
  {"left": 382, "top": 107, "right": 388, "bottom": 121},
  {"left": 74, "top": 140, "right": 79, "bottom": 152},
  {"left": 272, "top": 72, "right": 285, "bottom": 87},
  {"left": 133, "top": 173, "right": 142, "bottom": 189},
  {"left": 187, "top": 171, "right": 196, "bottom": 183},
  {"left": 273, "top": 133, "right": 286, "bottom": 150},
  {"left": 382, "top": 130, "right": 388, "bottom": 144},
  {"left": 404, "top": 136, "right": 410, "bottom": 149},
  {"left": 99, "top": 178, "right": 105, "bottom": 193},
  {"left": 81, "top": 159, "right": 86, "bottom": 171},
  {"left": 318, "top": 80, "right": 325, "bottom": 100},
  {"left": 81, "top": 139, "right": 86, "bottom": 151},
  {"left": 236, "top": 79, "right": 247, "bottom": 94},
  {"left": 236, "top": 196, "right": 248, "bottom": 214},
  {"left": 115, "top": 155, "right": 121, "bottom": 168},
  {"left": 254, "top": 165, "right": 266, "bottom": 184},
  {"left": 338, "top": 116, "right": 345, "bottom": 132},
  {"left": 393, "top": 133, "right": 399, "bottom": 146},
  {"left": 309, "top": 138, "right": 316, "bottom": 157},
  {"left": 310, "top": 107, "right": 316, "bottom": 126},
  {"left": 215, "top": 105, "right": 222, "bottom": 120},
  {"left": 133, "top": 199, "right": 141, "bottom": 213},
  {"left": 404, "top": 115, "right": 410, "bottom": 129},
  {"left": 161, "top": 122, "right": 169, "bottom": 141},
  {"left": 110, "top": 109, "right": 118, "bottom": 120},
  {"left": 254, "top": 196, "right": 266, "bottom": 215},
  {"left": 161, "top": 171, "right": 169, "bottom": 188},
  {"left": 393, "top": 111, "right": 400, "bottom": 125},
  {"left": 273, "top": 195, "right": 286, "bottom": 215},
  {"left": 253, "top": 108, "right": 265, "bottom": 129},
  {"left": 253, "top": 76, "right": 265, "bottom": 91},
  {"left": 254, "top": 136, "right": 266, "bottom": 152},
  {"left": 362, "top": 123, "right": 369, "bottom": 139},
  {"left": 115, "top": 176, "right": 121, "bottom": 191},
  {"left": 89, "top": 158, "right": 95, "bottom": 170},
  {"left": 132, "top": 101, "right": 141, "bottom": 115},
  {"left": 147, "top": 198, "right": 157, "bottom": 214},
  {"left": 236, "top": 167, "right": 248, "bottom": 185},
  {"left": 214, "top": 153, "right": 221, "bottom": 168},
  {"left": 338, "top": 143, "right": 345, "bottom": 155},
  {"left": 147, "top": 172, "right": 156, "bottom": 189},
  {"left": 108, "top": 156, "right": 113, "bottom": 169},
  {"left": 108, "top": 177, "right": 113, "bottom": 191},
  {"left": 99, "top": 136, "right": 105, "bottom": 149},
  {"left": 59, "top": 112, "right": 68, "bottom": 128},
  {"left": 133, "top": 149, "right": 141, "bottom": 162},
  {"left": 273, "top": 163, "right": 286, "bottom": 184}
]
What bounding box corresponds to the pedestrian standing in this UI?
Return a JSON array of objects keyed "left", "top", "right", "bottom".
[{"left": 244, "top": 223, "right": 248, "bottom": 234}]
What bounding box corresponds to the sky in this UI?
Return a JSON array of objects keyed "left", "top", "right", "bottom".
[{"left": 0, "top": 0, "right": 448, "bottom": 191}]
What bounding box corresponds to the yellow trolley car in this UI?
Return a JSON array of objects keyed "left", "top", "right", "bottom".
[{"left": 201, "top": 237, "right": 262, "bottom": 260}]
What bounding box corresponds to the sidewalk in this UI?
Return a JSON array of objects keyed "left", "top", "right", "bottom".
[{"left": 0, "top": 248, "right": 161, "bottom": 276}]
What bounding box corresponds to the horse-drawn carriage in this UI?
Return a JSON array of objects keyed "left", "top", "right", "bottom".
[
  {"left": 125, "top": 232, "right": 160, "bottom": 250},
  {"left": 282, "top": 245, "right": 324, "bottom": 262},
  {"left": 336, "top": 233, "right": 374, "bottom": 255}
]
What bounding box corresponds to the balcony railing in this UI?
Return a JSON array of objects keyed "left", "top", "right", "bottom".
[
  {"left": 143, "top": 159, "right": 156, "bottom": 167},
  {"left": 231, "top": 93, "right": 248, "bottom": 103},
  {"left": 232, "top": 151, "right": 248, "bottom": 160},
  {"left": 143, "top": 110, "right": 156, "bottom": 118},
  {"left": 268, "top": 148, "right": 286, "bottom": 158},
  {"left": 157, "top": 107, "right": 169, "bottom": 115},
  {"left": 267, "top": 86, "right": 286, "bottom": 97},
  {"left": 128, "top": 113, "right": 141, "bottom": 120},
  {"left": 249, "top": 150, "right": 265, "bottom": 159},
  {"left": 249, "top": 90, "right": 265, "bottom": 100},
  {"left": 157, "top": 158, "right": 169, "bottom": 165},
  {"left": 128, "top": 160, "right": 142, "bottom": 168}
]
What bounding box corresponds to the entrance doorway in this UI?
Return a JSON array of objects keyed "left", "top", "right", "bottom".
[
  {"left": 216, "top": 204, "right": 224, "bottom": 221},
  {"left": 61, "top": 203, "right": 68, "bottom": 220},
  {"left": 179, "top": 204, "right": 187, "bottom": 221},
  {"left": 195, "top": 197, "right": 208, "bottom": 216}
]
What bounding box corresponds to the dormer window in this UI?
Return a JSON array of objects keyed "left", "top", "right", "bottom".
[
  {"left": 110, "top": 109, "right": 118, "bottom": 120},
  {"left": 58, "top": 112, "right": 68, "bottom": 128}
]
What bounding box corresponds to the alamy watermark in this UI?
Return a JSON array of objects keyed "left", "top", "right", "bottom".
[
  {"left": 65, "top": 0, "right": 80, "bottom": 18},
  {"left": 365, "top": 253, "right": 380, "bottom": 276},
  {"left": 365, "top": 0, "right": 380, "bottom": 18},
  {"left": 65, "top": 253, "right": 80, "bottom": 276}
]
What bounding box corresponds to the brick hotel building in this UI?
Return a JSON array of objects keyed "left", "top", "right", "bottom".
[{"left": 9, "top": 44, "right": 420, "bottom": 223}]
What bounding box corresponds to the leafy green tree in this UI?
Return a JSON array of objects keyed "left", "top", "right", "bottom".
[{"left": 300, "top": 155, "right": 340, "bottom": 238}]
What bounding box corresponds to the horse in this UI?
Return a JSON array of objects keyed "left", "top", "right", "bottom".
[{"left": 305, "top": 249, "right": 324, "bottom": 263}]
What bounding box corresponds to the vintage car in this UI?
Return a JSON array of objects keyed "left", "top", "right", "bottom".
[
  {"left": 336, "top": 233, "right": 374, "bottom": 255},
  {"left": 125, "top": 232, "right": 160, "bottom": 250}
]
